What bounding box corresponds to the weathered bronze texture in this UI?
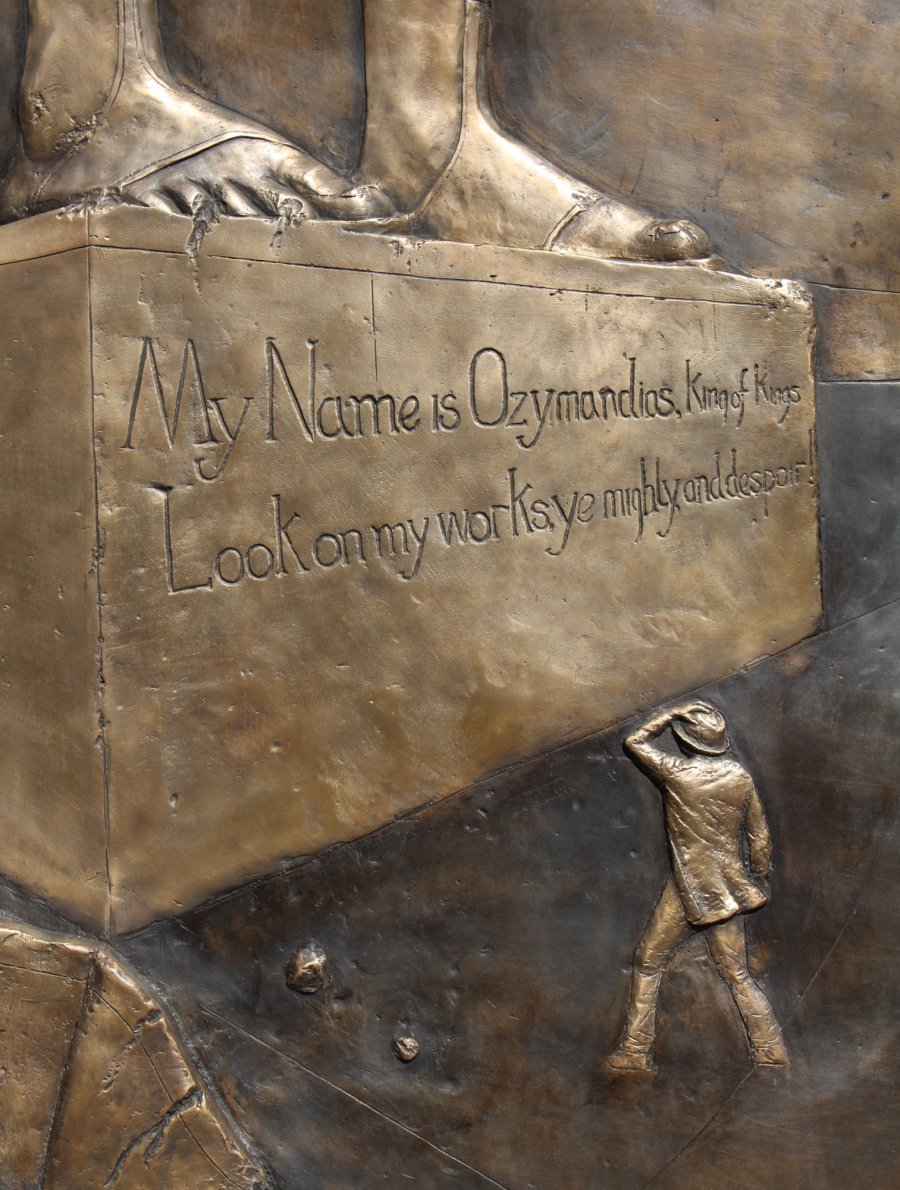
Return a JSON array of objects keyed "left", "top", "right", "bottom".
[
  {"left": 0, "top": 0, "right": 895, "bottom": 1185},
  {"left": 0, "top": 0, "right": 709, "bottom": 264},
  {"left": 0, "top": 207, "right": 818, "bottom": 932},
  {"left": 120, "top": 585, "right": 900, "bottom": 1187},
  {"left": 816, "top": 383, "right": 900, "bottom": 628},
  {"left": 808, "top": 285, "right": 900, "bottom": 382},
  {"left": 2, "top": 1, "right": 892, "bottom": 369},
  {"left": 0, "top": 922, "right": 264, "bottom": 1187}
]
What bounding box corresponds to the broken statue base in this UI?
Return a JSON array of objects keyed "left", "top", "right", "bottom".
[{"left": 0, "top": 209, "right": 819, "bottom": 932}]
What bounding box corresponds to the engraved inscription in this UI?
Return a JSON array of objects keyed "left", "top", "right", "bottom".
[
  {"left": 122, "top": 339, "right": 807, "bottom": 456},
  {"left": 155, "top": 442, "right": 815, "bottom": 593},
  {"left": 119, "top": 334, "right": 816, "bottom": 595},
  {"left": 82, "top": 232, "right": 820, "bottom": 929}
]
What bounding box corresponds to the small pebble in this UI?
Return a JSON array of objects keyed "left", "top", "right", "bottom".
[
  {"left": 393, "top": 1035, "right": 420, "bottom": 1063},
  {"left": 285, "top": 946, "right": 327, "bottom": 994}
]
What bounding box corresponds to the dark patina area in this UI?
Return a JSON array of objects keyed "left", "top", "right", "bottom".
[{"left": 111, "top": 383, "right": 900, "bottom": 1189}]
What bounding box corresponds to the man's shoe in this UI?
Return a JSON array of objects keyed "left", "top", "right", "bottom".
[
  {"left": 606, "top": 1046, "right": 654, "bottom": 1072},
  {"left": 752, "top": 1041, "right": 789, "bottom": 1066}
]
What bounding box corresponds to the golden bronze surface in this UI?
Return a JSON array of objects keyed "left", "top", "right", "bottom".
[
  {"left": 0, "top": 0, "right": 709, "bottom": 264},
  {"left": 0, "top": 922, "right": 263, "bottom": 1187},
  {"left": 0, "top": 208, "right": 818, "bottom": 932},
  {"left": 357, "top": 0, "right": 709, "bottom": 260},
  {"left": 2, "top": 0, "right": 389, "bottom": 226},
  {"left": 3, "top": 2, "right": 893, "bottom": 369},
  {"left": 0, "top": 1, "right": 896, "bottom": 1185}
]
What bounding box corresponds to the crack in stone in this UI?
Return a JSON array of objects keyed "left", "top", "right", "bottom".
[
  {"left": 100, "top": 1009, "right": 163, "bottom": 1092},
  {"left": 104, "top": 1086, "right": 202, "bottom": 1187},
  {"left": 199, "top": 1005, "right": 512, "bottom": 1190},
  {"left": 39, "top": 958, "right": 97, "bottom": 1189}
]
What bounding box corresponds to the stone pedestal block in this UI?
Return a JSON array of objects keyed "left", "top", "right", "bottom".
[{"left": 0, "top": 209, "right": 819, "bottom": 931}]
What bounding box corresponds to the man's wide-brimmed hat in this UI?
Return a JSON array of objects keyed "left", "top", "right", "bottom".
[{"left": 672, "top": 703, "right": 731, "bottom": 755}]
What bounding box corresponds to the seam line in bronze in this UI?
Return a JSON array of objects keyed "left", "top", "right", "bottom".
[
  {"left": 38, "top": 957, "right": 96, "bottom": 1187},
  {"left": 200, "top": 1005, "right": 512, "bottom": 1189},
  {"left": 640, "top": 1067, "right": 755, "bottom": 1189},
  {"left": 808, "top": 281, "right": 900, "bottom": 297},
  {"left": 0, "top": 239, "right": 770, "bottom": 307},
  {"left": 96, "top": 989, "right": 248, "bottom": 1189},
  {"left": 86, "top": 213, "right": 115, "bottom": 938},
  {"left": 792, "top": 799, "right": 900, "bottom": 1012},
  {"left": 0, "top": 245, "right": 88, "bottom": 268},
  {"left": 200, "top": 250, "right": 766, "bottom": 305}
]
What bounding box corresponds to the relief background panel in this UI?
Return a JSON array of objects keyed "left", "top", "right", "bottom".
[{"left": 0, "top": 0, "right": 892, "bottom": 301}]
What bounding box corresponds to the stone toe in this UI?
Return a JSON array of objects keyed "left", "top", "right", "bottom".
[
  {"left": 640, "top": 217, "right": 711, "bottom": 261},
  {"left": 304, "top": 182, "right": 395, "bottom": 221}
]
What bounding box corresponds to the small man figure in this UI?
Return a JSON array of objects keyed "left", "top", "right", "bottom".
[{"left": 608, "top": 700, "right": 788, "bottom": 1071}]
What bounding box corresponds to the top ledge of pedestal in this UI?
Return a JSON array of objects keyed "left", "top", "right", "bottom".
[{"left": 0, "top": 206, "right": 813, "bottom": 313}]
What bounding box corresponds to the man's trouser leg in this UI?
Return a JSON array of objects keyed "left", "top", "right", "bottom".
[
  {"left": 614, "top": 879, "right": 692, "bottom": 1060},
  {"left": 704, "top": 916, "right": 788, "bottom": 1063}
]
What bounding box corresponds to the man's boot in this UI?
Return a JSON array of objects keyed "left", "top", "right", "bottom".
[
  {"left": 607, "top": 1045, "right": 654, "bottom": 1072},
  {"left": 606, "top": 968, "right": 664, "bottom": 1072}
]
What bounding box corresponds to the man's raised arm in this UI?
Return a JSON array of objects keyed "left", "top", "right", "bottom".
[{"left": 624, "top": 703, "right": 699, "bottom": 778}]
